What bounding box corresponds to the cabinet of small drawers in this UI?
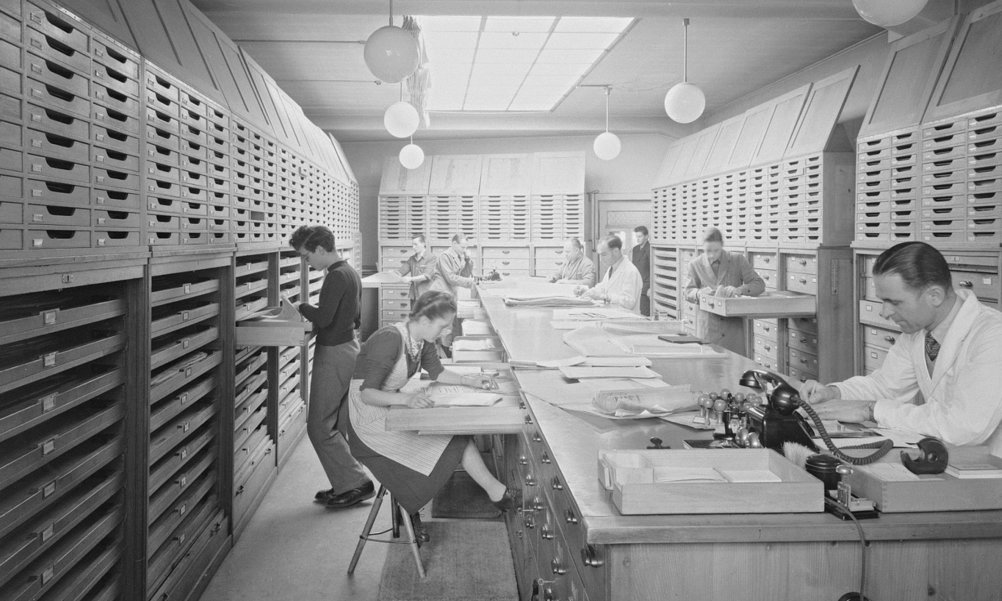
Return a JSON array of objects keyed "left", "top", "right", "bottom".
[
  {"left": 0, "top": 265, "right": 136, "bottom": 601},
  {"left": 379, "top": 283, "right": 411, "bottom": 329}
]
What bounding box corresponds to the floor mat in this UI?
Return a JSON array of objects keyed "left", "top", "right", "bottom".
[
  {"left": 377, "top": 520, "right": 517, "bottom": 601},
  {"left": 431, "top": 470, "right": 501, "bottom": 519}
]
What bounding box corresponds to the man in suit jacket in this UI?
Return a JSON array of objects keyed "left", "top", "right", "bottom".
[
  {"left": 802, "top": 242, "right": 1002, "bottom": 456},
  {"left": 549, "top": 237, "right": 595, "bottom": 286},
  {"left": 397, "top": 233, "right": 437, "bottom": 306},
  {"left": 683, "top": 227, "right": 765, "bottom": 352},
  {"left": 630, "top": 225, "right": 652, "bottom": 316},
  {"left": 429, "top": 232, "right": 476, "bottom": 353}
]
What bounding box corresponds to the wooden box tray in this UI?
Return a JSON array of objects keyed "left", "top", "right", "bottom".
[
  {"left": 698, "top": 290, "right": 816, "bottom": 318},
  {"left": 845, "top": 448, "right": 1002, "bottom": 513},
  {"left": 597, "top": 449, "right": 823, "bottom": 515},
  {"left": 235, "top": 302, "right": 312, "bottom": 347}
]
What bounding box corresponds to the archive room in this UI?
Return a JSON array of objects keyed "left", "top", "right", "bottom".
[{"left": 3, "top": 0, "right": 1002, "bottom": 600}]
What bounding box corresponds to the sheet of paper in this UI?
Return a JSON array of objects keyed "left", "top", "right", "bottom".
[
  {"left": 660, "top": 411, "right": 716, "bottom": 430},
  {"left": 858, "top": 463, "right": 922, "bottom": 482},
  {"left": 361, "top": 271, "right": 405, "bottom": 284},
  {"left": 453, "top": 338, "right": 497, "bottom": 351},
  {"left": 552, "top": 307, "right": 639, "bottom": 321},
  {"left": 559, "top": 365, "right": 660, "bottom": 379},
  {"left": 610, "top": 334, "right": 725, "bottom": 358}
]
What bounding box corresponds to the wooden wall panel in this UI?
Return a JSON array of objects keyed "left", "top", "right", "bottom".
[
  {"left": 61, "top": 0, "right": 137, "bottom": 50},
  {"left": 785, "top": 66, "right": 857, "bottom": 158},
  {"left": 859, "top": 17, "right": 960, "bottom": 138},
  {"left": 702, "top": 114, "right": 745, "bottom": 175},
  {"left": 753, "top": 84, "right": 811, "bottom": 165},
  {"left": 684, "top": 124, "right": 719, "bottom": 180},
  {"left": 729, "top": 101, "right": 774, "bottom": 169},
  {"left": 925, "top": 1, "right": 1002, "bottom": 123}
]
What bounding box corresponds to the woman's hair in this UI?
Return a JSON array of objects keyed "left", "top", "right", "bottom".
[
  {"left": 289, "top": 225, "right": 336, "bottom": 253},
  {"left": 410, "top": 290, "right": 457, "bottom": 322}
]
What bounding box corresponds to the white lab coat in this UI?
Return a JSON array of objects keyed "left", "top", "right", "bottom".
[
  {"left": 834, "top": 289, "right": 1002, "bottom": 456},
  {"left": 587, "top": 258, "right": 644, "bottom": 314}
]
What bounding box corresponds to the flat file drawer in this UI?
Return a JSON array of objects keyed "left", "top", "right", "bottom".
[
  {"left": 753, "top": 336, "right": 780, "bottom": 360},
  {"left": 753, "top": 319, "right": 780, "bottom": 342},
  {"left": 482, "top": 247, "right": 530, "bottom": 259},
  {"left": 787, "top": 327, "right": 819, "bottom": 355},
  {"left": 863, "top": 345, "right": 889, "bottom": 373},
  {"left": 783, "top": 253, "right": 817, "bottom": 275},
  {"left": 786, "top": 272, "right": 818, "bottom": 295},
  {"left": 952, "top": 269, "right": 999, "bottom": 302},
  {"left": 862, "top": 324, "right": 900, "bottom": 351},
  {"left": 787, "top": 347, "right": 819, "bottom": 375}
]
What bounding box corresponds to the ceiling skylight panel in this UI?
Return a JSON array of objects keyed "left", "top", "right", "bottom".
[
  {"left": 483, "top": 16, "right": 555, "bottom": 32},
  {"left": 477, "top": 31, "right": 547, "bottom": 50},
  {"left": 534, "top": 47, "right": 606, "bottom": 65},
  {"left": 545, "top": 32, "right": 621, "bottom": 49},
  {"left": 418, "top": 16, "right": 482, "bottom": 32},
  {"left": 554, "top": 17, "right": 634, "bottom": 33}
]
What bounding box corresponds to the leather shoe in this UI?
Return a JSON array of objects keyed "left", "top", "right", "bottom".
[
  {"left": 314, "top": 488, "right": 335, "bottom": 503},
  {"left": 323, "top": 481, "right": 375, "bottom": 509},
  {"left": 410, "top": 512, "right": 430, "bottom": 544},
  {"left": 492, "top": 490, "right": 514, "bottom": 514}
]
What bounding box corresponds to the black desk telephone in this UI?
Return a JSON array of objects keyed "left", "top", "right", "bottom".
[{"left": 738, "top": 369, "right": 893, "bottom": 465}]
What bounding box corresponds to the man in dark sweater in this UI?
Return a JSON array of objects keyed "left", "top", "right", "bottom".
[
  {"left": 290, "top": 225, "right": 373, "bottom": 509},
  {"left": 630, "top": 225, "right": 652, "bottom": 316}
]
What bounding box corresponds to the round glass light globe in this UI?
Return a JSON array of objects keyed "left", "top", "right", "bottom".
[
  {"left": 852, "top": 0, "right": 928, "bottom": 27},
  {"left": 399, "top": 143, "right": 425, "bottom": 170},
  {"left": 364, "top": 25, "right": 420, "bottom": 83},
  {"left": 593, "top": 131, "right": 621, "bottom": 161},
  {"left": 664, "top": 82, "right": 706, "bottom": 124},
  {"left": 384, "top": 101, "right": 419, "bottom": 138}
]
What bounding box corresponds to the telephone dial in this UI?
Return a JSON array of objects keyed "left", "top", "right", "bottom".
[{"left": 737, "top": 369, "right": 893, "bottom": 465}]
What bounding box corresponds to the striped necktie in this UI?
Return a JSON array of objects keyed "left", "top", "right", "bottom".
[{"left": 925, "top": 331, "right": 940, "bottom": 363}]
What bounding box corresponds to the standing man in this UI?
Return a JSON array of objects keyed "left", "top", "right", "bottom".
[
  {"left": 630, "top": 225, "right": 652, "bottom": 316},
  {"left": 430, "top": 232, "right": 477, "bottom": 356},
  {"left": 575, "top": 235, "right": 644, "bottom": 313},
  {"left": 801, "top": 242, "right": 1002, "bottom": 455},
  {"left": 397, "top": 233, "right": 437, "bottom": 307},
  {"left": 289, "top": 225, "right": 373, "bottom": 509},
  {"left": 549, "top": 237, "right": 595, "bottom": 286},
  {"left": 683, "top": 227, "right": 765, "bottom": 353}
]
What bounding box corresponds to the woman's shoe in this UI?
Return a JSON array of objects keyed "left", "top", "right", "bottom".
[
  {"left": 492, "top": 490, "right": 514, "bottom": 514},
  {"left": 410, "top": 512, "right": 430, "bottom": 544}
]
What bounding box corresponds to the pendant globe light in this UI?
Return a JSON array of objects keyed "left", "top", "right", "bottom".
[
  {"left": 364, "top": 0, "right": 420, "bottom": 84},
  {"left": 664, "top": 18, "right": 705, "bottom": 124},
  {"left": 593, "top": 86, "right": 621, "bottom": 161},
  {"left": 384, "top": 83, "right": 419, "bottom": 138},
  {"left": 853, "top": 0, "right": 928, "bottom": 27},
  {"left": 399, "top": 136, "right": 424, "bottom": 170}
]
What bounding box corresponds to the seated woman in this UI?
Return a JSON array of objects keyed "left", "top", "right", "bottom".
[{"left": 346, "top": 290, "right": 509, "bottom": 541}]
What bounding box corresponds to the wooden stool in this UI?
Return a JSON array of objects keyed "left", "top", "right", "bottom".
[{"left": 347, "top": 484, "right": 425, "bottom": 578}]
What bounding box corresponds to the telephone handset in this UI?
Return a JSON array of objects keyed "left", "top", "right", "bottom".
[{"left": 739, "top": 369, "right": 893, "bottom": 465}]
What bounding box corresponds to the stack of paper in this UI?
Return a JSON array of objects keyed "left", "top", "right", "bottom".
[{"left": 504, "top": 295, "right": 595, "bottom": 307}]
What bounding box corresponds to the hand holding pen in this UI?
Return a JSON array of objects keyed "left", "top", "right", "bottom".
[{"left": 799, "top": 379, "right": 840, "bottom": 404}]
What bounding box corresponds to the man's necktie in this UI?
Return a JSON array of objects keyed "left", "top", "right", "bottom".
[{"left": 925, "top": 331, "right": 940, "bottom": 363}]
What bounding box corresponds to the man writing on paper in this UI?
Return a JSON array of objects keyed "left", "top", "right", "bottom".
[
  {"left": 683, "top": 227, "right": 765, "bottom": 352},
  {"left": 549, "top": 237, "right": 595, "bottom": 286},
  {"left": 574, "top": 235, "right": 643, "bottom": 314},
  {"left": 397, "top": 234, "right": 437, "bottom": 307},
  {"left": 800, "top": 242, "right": 1002, "bottom": 456}
]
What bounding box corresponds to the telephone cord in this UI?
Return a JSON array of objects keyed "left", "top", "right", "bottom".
[{"left": 800, "top": 401, "right": 893, "bottom": 465}]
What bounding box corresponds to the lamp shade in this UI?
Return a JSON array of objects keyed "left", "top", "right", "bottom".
[
  {"left": 852, "top": 0, "right": 928, "bottom": 27},
  {"left": 364, "top": 25, "right": 420, "bottom": 83},
  {"left": 384, "top": 101, "right": 419, "bottom": 138},
  {"left": 593, "top": 131, "right": 621, "bottom": 161},
  {"left": 664, "top": 81, "right": 706, "bottom": 124},
  {"left": 399, "top": 143, "right": 425, "bottom": 170}
]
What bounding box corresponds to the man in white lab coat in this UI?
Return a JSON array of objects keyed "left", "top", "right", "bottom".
[
  {"left": 574, "top": 235, "right": 643, "bottom": 314},
  {"left": 801, "top": 242, "right": 1002, "bottom": 456}
]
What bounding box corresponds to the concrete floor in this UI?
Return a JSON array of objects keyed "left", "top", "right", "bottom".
[{"left": 198, "top": 435, "right": 389, "bottom": 601}]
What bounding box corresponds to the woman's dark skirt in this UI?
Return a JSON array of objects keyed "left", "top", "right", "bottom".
[{"left": 346, "top": 416, "right": 469, "bottom": 514}]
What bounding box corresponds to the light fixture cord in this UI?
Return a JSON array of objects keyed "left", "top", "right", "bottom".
[
  {"left": 604, "top": 87, "right": 611, "bottom": 133},
  {"left": 388, "top": 0, "right": 393, "bottom": 26},
  {"left": 682, "top": 17, "right": 689, "bottom": 83}
]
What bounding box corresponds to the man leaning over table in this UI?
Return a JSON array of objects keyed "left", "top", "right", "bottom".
[
  {"left": 800, "top": 241, "right": 1002, "bottom": 456},
  {"left": 574, "top": 234, "right": 643, "bottom": 314},
  {"left": 549, "top": 237, "right": 595, "bottom": 287}
]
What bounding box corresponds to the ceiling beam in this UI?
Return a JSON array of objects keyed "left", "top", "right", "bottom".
[{"left": 194, "top": 0, "right": 865, "bottom": 20}]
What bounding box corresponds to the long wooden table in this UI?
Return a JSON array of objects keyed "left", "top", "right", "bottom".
[{"left": 472, "top": 286, "right": 1002, "bottom": 601}]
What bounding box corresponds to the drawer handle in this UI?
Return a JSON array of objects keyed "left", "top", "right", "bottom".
[
  {"left": 581, "top": 545, "right": 605, "bottom": 568},
  {"left": 551, "top": 476, "right": 563, "bottom": 491},
  {"left": 884, "top": 335, "right": 896, "bottom": 344},
  {"left": 958, "top": 280, "right": 973, "bottom": 288},
  {"left": 799, "top": 259, "right": 808, "bottom": 266},
  {"left": 798, "top": 278, "right": 808, "bottom": 285},
  {"left": 540, "top": 452, "right": 551, "bottom": 464},
  {"left": 565, "top": 510, "right": 578, "bottom": 525},
  {"left": 523, "top": 414, "right": 533, "bottom": 424},
  {"left": 550, "top": 558, "right": 567, "bottom": 576},
  {"left": 532, "top": 432, "right": 543, "bottom": 443}
]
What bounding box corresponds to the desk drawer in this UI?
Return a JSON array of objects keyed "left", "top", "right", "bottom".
[
  {"left": 863, "top": 345, "right": 888, "bottom": 373},
  {"left": 786, "top": 272, "right": 818, "bottom": 295},
  {"left": 783, "top": 253, "right": 817, "bottom": 275}
]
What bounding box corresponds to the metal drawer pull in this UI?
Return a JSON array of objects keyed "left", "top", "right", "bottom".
[
  {"left": 581, "top": 545, "right": 604, "bottom": 568},
  {"left": 884, "top": 335, "right": 896, "bottom": 344},
  {"left": 550, "top": 558, "right": 567, "bottom": 575},
  {"left": 958, "top": 280, "right": 973, "bottom": 288}
]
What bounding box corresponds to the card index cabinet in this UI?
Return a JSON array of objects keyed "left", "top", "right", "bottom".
[
  {"left": 146, "top": 256, "right": 229, "bottom": 601},
  {"left": 0, "top": 263, "right": 141, "bottom": 601}
]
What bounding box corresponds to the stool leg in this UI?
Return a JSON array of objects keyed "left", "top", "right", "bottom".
[
  {"left": 347, "top": 485, "right": 387, "bottom": 575},
  {"left": 397, "top": 504, "right": 426, "bottom": 578}
]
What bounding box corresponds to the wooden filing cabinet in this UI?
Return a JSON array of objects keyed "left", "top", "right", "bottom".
[
  {"left": 482, "top": 246, "right": 531, "bottom": 279},
  {"left": 378, "top": 283, "right": 410, "bottom": 329}
]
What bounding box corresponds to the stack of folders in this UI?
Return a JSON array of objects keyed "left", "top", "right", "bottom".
[{"left": 945, "top": 454, "right": 1002, "bottom": 479}]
